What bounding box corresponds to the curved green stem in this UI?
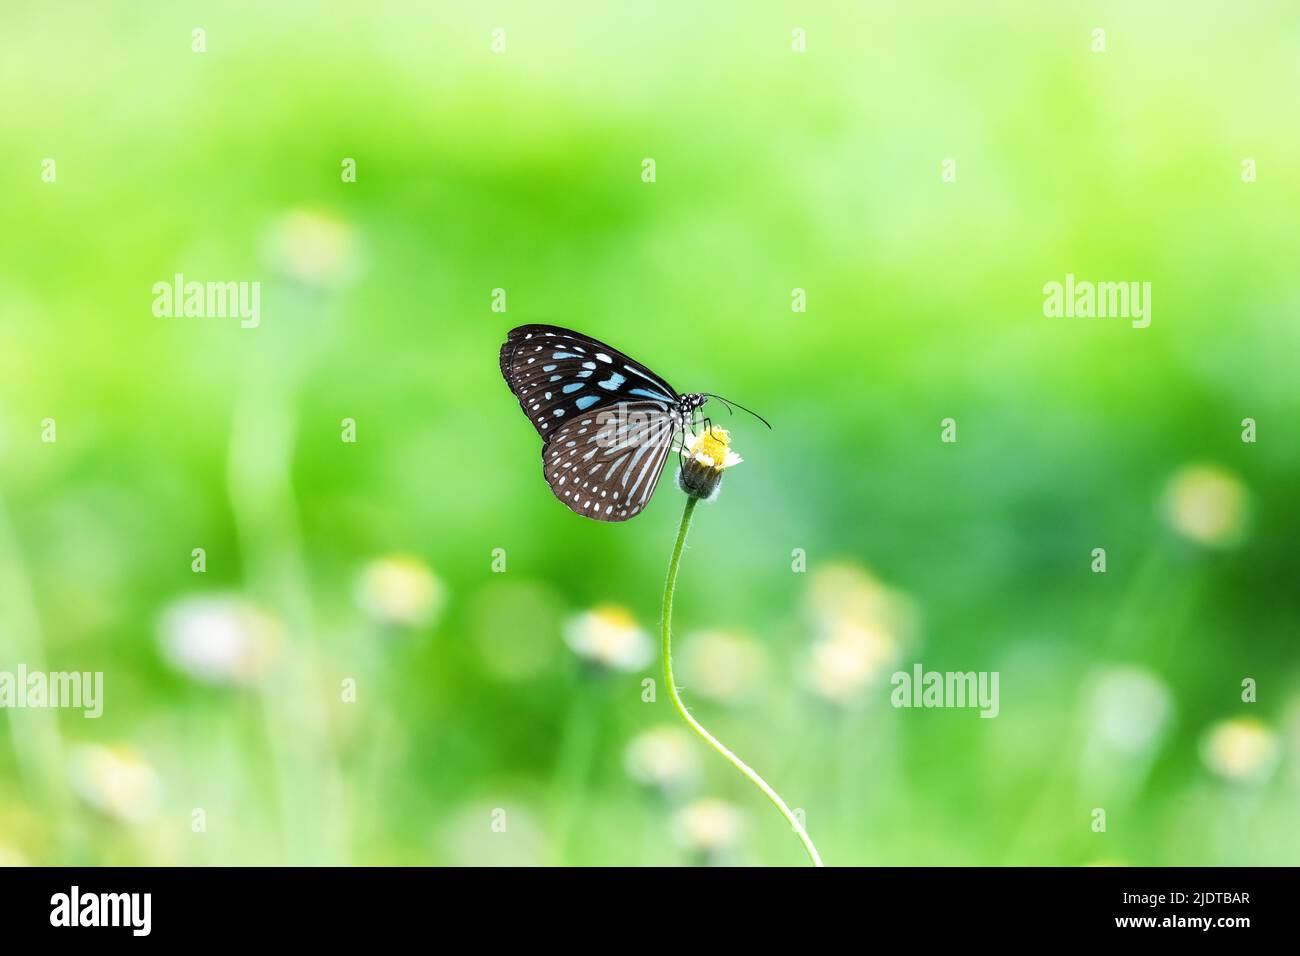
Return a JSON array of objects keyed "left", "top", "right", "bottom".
[{"left": 661, "top": 496, "right": 824, "bottom": 867}]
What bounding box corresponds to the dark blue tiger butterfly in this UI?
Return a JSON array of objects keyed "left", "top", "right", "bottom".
[{"left": 499, "top": 324, "right": 766, "bottom": 522}]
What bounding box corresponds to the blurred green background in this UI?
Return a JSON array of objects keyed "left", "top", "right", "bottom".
[{"left": 1, "top": 1, "right": 1297, "bottom": 866}]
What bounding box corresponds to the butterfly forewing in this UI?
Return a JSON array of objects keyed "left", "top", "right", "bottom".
[
  {"left": 542, "top": 399, "right": 679, "bottom": 521},
  {"left": 499, "top": 325, "right": 680, "bottom": 439}
]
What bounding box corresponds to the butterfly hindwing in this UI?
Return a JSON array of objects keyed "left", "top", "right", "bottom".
[
  {"left": 542, "top": 399, "right": 679, "bottom": 522},
  {"left": 499, "top": 325, "right": 680, "bottom": 439}
]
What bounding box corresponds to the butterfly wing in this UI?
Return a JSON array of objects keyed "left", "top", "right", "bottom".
[
  {"left": 499, "top": 325, "right": 680, "bottom": 439},
  {"left": 542, "top": 399, "right": 679, "bottom": 521}
]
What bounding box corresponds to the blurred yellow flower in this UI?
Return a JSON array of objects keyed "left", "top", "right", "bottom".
[
  {"left": 673, "top": 798, "right": 744, "bottom": 857},
  {"left": 355, "top": 554, "right": 444, "bottom": 628},
  {"left": 157, "top": 595, "right": 282, "bottom": 685},
  {"left": 680, "top": 629, "right": 768, "bottom": 703},
  {"left": 68, "top": 744, "right": 163, "bottom": 824},
  {"left": 804, "top": 562, "right": 913, "bottom": 705},
  {"left": 808, "top": 619, "right": 898, "bottom": 703},
  {"left": 261, "top": 207, "right": 360, "bottom": 288},
  {"left": 1201, "top": 717, "right": 1280, "bottom": 783},
  {"left": 624, "top": 726, "right": 699, "bottom": 793},
  {"left": 806, "top": 562, "right": 914, "bottom": 634},
  {"left": 1162, "top": 464, "right": 1249, "bottom": 547},
  {"left": 564, "top": 604, "right": 652, "bottom": 672}
]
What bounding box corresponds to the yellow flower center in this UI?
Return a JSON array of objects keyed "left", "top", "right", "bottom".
[
  {"left": 692, "top": 427, "right": 732, "bottom": 469},
  {"left": 592, "top": 604, "right": 637, "bottom": 629}
]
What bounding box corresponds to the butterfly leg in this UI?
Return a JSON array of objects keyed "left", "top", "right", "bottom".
[{"left": 690, "top": 405, "right": 708, "bottom": 435}]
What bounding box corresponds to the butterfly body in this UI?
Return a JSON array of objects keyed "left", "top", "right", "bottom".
[{"left": 499, "top": 324, "right": 706, "bottom": 521}]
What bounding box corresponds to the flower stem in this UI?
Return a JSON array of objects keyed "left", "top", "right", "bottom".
[{"left": 661, "top": 496, "right": 824, "bottom": 866}]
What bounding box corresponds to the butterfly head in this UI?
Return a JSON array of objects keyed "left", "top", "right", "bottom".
[
  {"left": 676, "top": 393, "right": 707, "bottom": 426},
  {"left": 680, "top": 393, "right": 707, "bottom": 412}
]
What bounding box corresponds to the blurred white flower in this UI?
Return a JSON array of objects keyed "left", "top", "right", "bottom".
[
  {"left": 680, "top": 629, "right": 767, "bottom": 703},
  {"left": 1162, "top": 464, "right": 1248, "bottom": 547},
  {"left": 1201, "top": 718, "right": 1280, "bottom": 783},
  {"left": 261, "top": 208, "right": 360, "bottom": 289},
  {"left": 1083, "top": 666, "right": 1174, "bottom": 757},
  {"left": 439, "top": 802, "right": 545, "bottom": 867},
  {"left": 1078, "top": 666, "right": 1174, "bottom": 799},
  {"left": 672, "top": 798, "right": 743, "bottom": 857},
  {"left": 355, "top": 554, "right": 444, "bottom": 628},
  {"left": 804, "top": 562, "right": 914, "bottom": 705},
  {"left": 68, "top": 744, "right": 163, "bottom": 824},
  {"left": 624, "top": 726, "right": 699, "bottom": 794},
  {"left": 564, "top": 605, "right": 652, "bottom": 672},
  {"left": 158, "top": 595, "right": 281, "bottom": 685}
]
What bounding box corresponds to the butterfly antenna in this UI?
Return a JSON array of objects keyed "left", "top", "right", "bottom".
[{"left": 703, "top": 393, "right": 772, "bottom": 429}]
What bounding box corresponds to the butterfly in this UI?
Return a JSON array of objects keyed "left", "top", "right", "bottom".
[{"left": 499, "top": 324, "right": 729, "bottom": 522}]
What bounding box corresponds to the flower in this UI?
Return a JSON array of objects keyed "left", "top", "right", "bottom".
[
  {"left": 1201, "top": 717, "right": 1280, "bottom": 783},
  {"left": 672, "top": 798, "right": 744, "bottom": 859},
  {"left": 807, "top": 619, "right": 898, "bottom": 703},
  {"left": 1083, "top": 666, "right": 1174, "bottom": 757},
  {"left": 68, "top": 744, "right": 163, "bottom": 824},
  {"left": 806, "top": 563, "right": 914, "bottom": 635},
  {"left": 677, "top": 426, "right": 743, "bottom": 501},
  {"left": 261, "top": 208, "right": 360, "bottom": 289},
  {"left": 439, "top": 802, "right": 546, "bottom": 867},
  {"left": 1162, "top": 464, "right": 1249, "bottom": 548},
  {"left": 563, "top": 604, "right": 653, "bottom": 672},
  {"left": 625, "top": 726, "right": 700, "bottom": 795},
  {"left": 804, "top": 563, "right": 913, "bottom": 705},
  {"left": 157, "top": 595, "right": 281, "bottom": 686},
  {"left": 355, "top": 554, "right": 444, "bottom": 628},
  {"left": 659, "top": 440, "right": 824, "bottom": 866},
  {"left": 1077, "top": 667, "right": 1174, "bottom": 792}
]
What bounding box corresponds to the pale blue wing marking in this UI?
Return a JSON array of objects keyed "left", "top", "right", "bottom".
[{"left": 629, "top": 387, "right": 673, "bottom": 401}]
